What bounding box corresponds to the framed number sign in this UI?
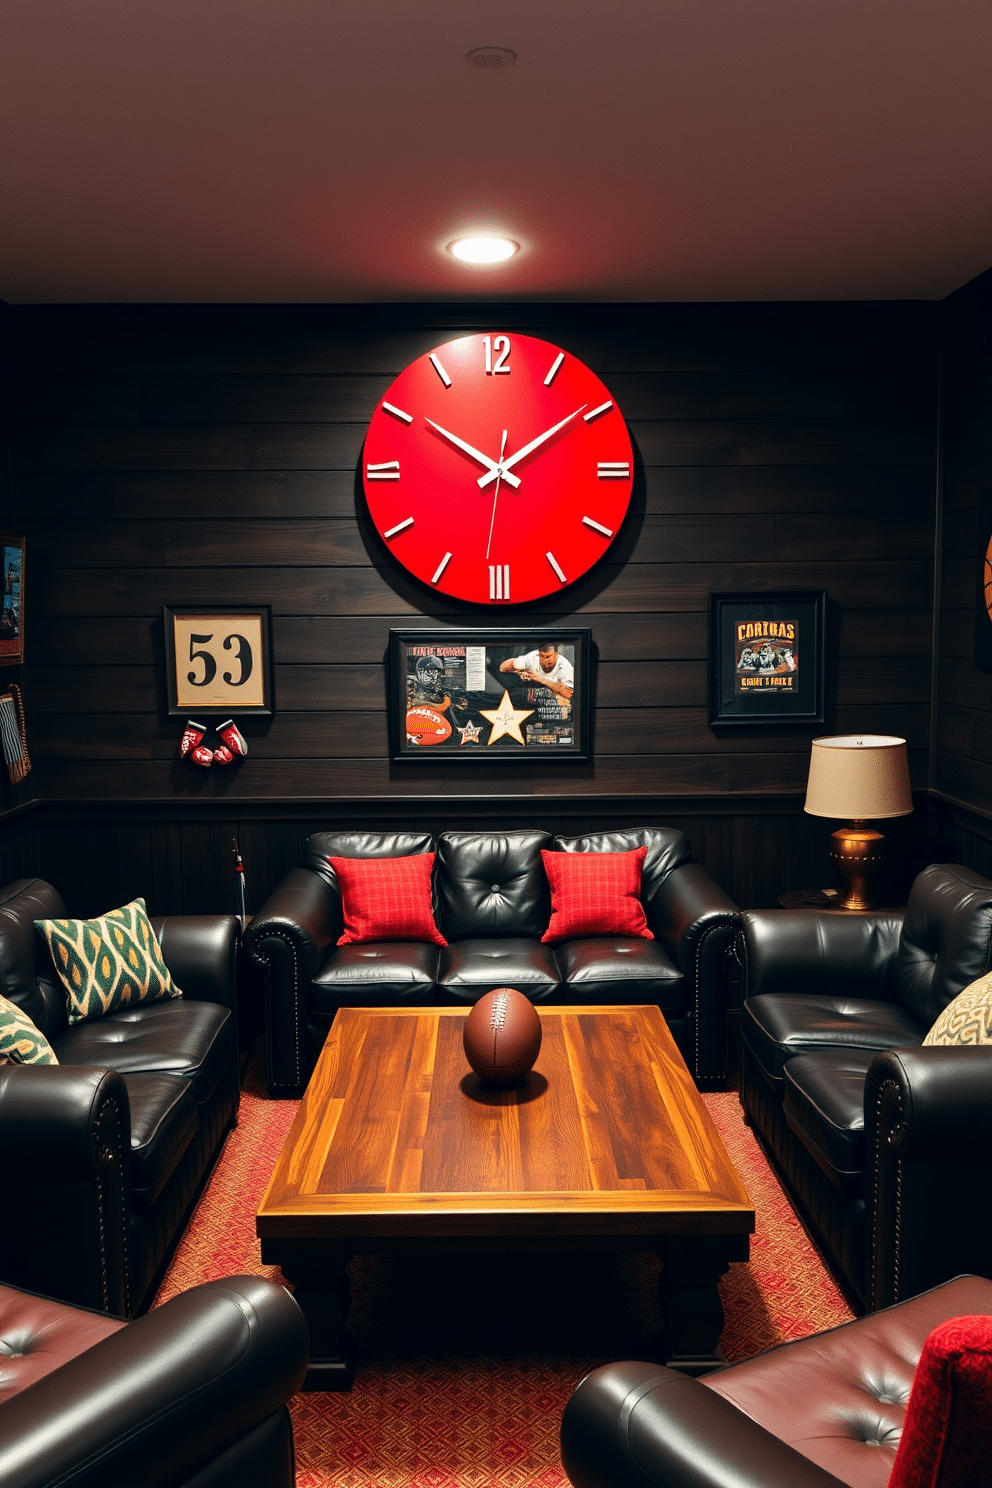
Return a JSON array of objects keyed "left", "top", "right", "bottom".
[{"left": 164, "top": 606, "right": 275, "bottom": 717}]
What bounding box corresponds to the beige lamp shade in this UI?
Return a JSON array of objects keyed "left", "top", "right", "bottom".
[{"left": 804, "top": 735, "right": 913, "bottom": 821}]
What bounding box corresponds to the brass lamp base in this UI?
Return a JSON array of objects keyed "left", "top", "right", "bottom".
[{"left": 828, "top": 823, "right": 886, "bottom": 910}]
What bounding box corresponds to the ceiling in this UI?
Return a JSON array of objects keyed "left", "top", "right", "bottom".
[{"left": 1, "top": 0, "right": 990, "bottom": 305}]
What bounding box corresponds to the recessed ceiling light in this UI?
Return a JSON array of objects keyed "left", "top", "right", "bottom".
[
  {"left": 466, "top": 47, "right": 516, "bottom": 69},
  {"left": 448, "top": 235, "right": 519, "bottom": 265}
]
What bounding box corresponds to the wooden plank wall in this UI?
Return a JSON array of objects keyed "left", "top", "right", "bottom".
[
  {"left": 934, "top": 268, "right": 992, "bottom": 844},
  {"left": 5, "top": 301, "right": 939, "bottom": 912}
]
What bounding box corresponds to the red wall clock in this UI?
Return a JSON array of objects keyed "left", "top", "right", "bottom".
[{"left": 362, "top": 333, "right": 633, "bottom": 605}]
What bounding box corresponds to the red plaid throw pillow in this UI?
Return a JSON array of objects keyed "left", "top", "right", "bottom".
[
  {"left": 540, "top": 846, "right": 653, "bottom": 943},
  {"left": 329, "top": 854, "right": 447, "bottom": 947}
]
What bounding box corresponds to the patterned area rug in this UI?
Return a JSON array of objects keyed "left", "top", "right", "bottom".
[{"left": 156, "top": 1054, "right": 853, "bottom": 1488}]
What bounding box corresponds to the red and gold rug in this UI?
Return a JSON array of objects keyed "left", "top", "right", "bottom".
[{"left": 156, "top": 1057, "right": 852, "bottom": 1488}]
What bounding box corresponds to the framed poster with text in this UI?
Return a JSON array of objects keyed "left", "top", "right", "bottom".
[
  {"left": 708, "top": 591, "right": 826, "bottom": 727},
  {"left": 164, "top": 606, "right": 275, "bottom": 717},
  {"left": 388, "top": 628, "right": 591, "bottom": 762}
]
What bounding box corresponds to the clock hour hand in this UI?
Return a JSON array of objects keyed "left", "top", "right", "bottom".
[
  {"left": 476, "top": 405, "right": 587, "bottom": 489},
  {"left": 424, "top": 418, "right": 521, "bottom": 489}
]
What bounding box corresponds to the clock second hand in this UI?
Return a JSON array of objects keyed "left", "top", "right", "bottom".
[{"left": 485, "top": 429, "right": 509, "bottom": 561}]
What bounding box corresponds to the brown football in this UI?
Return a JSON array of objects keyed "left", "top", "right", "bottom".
[{"left": 463, "top": 987, "right": 542, "bottom": 1089}]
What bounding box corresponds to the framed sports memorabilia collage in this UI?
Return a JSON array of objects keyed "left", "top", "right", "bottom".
[
  {"left": 708, "top": 591, "right": 826, "bottom": 727},
  {"left": 388, "top": 628, "right": 592, "bottom": 763}
]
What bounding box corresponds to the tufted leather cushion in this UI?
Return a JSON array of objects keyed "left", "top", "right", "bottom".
[
  {"left": 894, "top": 863, "right": 992, "bottom": 1029},
  {"left": 437, "top": 938, "right": 560, "bottom": 1001},
  {"left": 121, "top": 1072, "right": 199, "bottom": 1213},
  {"left": 0, "top": 1284, "right": 124, "bottom": 1401},
  {"left": 782, "top": 1050, "right": 874, "bottom": 1192},
  {"left": 52, "top": 999, "right": 233, "bottom": 1105},
  {"left": 703, "top": 1275, "right": 992, "bottom": 1488},
  {"left": 437, "top": 830, "right": 552, "bottom": 940},
  {"left": 555, "top": 937, "right": 684, "bottom": 1008},
  {"left": 311, "top": 942, "right": 440, "bottom": 1014},
  {"left": 743, "top": 991, "right": 924, "bottom": 1086}
]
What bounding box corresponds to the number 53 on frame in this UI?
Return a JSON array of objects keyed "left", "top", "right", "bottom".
[{"left": 163, "top": 606, "right": 275, "bottom": 717}]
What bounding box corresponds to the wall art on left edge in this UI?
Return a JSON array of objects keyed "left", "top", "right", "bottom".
[{"left": 0, "top": 535, "right": 25, "bottom": 667}]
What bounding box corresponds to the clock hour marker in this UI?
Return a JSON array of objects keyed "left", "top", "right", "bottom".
[
  {"left": 383, "top": 517, "right": 414, "bottom": 539},
  {"left": 584, "top": 400, "right": 613, "bottom": 423},
  {"left": 544, "top": 351, "right": 565, "bottom": 386},
  {"left": 366, "top": 460, "right": 400, "bottom": 480},
  {"left": 597, "top": 461, "right": 629, "bottom": 479},
  {"left": 583, "top": 516, "right": 614, "bottom": 537},
  {"left": 489, "top": 564, "right": 511, "bottom": 601},
  {"left": 545, "top": 551, "right": 567, "bottom": 584},
  {"left": 431, "top": 552, "right": 452, "bottom": 585},
  {"left": 429, "top": 353, "right": 452, "bottom": 387},
  {"left": 382, "top": 401, "right": 413, "bottom": 423}
]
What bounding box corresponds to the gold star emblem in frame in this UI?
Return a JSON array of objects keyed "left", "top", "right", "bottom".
[
  {"left": 457, "top": 720, "right": 482, "bottom": 745},
  {"left": 479, "top": 689, "right": 534, "bottom": 747}
]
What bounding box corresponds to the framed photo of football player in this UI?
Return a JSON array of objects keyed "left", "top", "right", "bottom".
[
  {"left": 709, "top": 592, "right": 826, "bottom": 727},
  {"left": 0, "top": 534, "right": 25, "bottom": 667},
  {"left": 388, "top": 628, "right": 592, "bottom": 762},
  {"left": 164, "top": 605, "right": 275, "bottom": 717},
  {"left": 973, "top": 488, "right": 992, "bottom": 670}
]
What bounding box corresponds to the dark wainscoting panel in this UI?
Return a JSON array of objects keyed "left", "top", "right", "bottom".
[{"left": 21, "top": 795, "right": 931, "bottom": 920}]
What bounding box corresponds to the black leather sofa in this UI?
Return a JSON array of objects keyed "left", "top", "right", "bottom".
[
  {"left": 559, "top": 1273, "right": 992, "bottom": 1488},
  {"left": 244, "top": 827, "right": 740, "bottom": 1096},
  {"left": 0, "top": 877, "right": 241, "bottom": 1318},
  {"left": 0, "top": 1274, "right": 308, "bottom": 1488},
  {"left": 738, "top": 862, "right": 992, "bottom": 1312}
]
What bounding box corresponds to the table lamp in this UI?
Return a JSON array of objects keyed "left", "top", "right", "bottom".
[{"left": 803, "top": 735, "right": 913, "bottom": 910}]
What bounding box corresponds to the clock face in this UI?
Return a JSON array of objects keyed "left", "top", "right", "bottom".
[{"left": 362, "top": 333, "right": 633, "bottom": 605}]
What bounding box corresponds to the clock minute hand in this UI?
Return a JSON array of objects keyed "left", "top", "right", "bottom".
[
  {"left": 424, "top": 418, "right": 521, "bottom": 489},
  {"left": 477, "top": 405, "right": 587, "bottom": 489}
]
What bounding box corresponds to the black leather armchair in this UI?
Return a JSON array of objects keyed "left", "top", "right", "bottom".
[
  {"left": 244, "top": 827, "right": 740, "bottom": 1096},
  {"left": 0, "top": 1275, "right": 308, "bottom": 1488},
  {"left": 559, "top": 1273, "right": 992, "bottom": 1488},
  {"left": 737, "top": 862, "right": 992, "bottom": 1310},
  {"left": 0, "top": 878, "right": 241, "bottom": 1317}
]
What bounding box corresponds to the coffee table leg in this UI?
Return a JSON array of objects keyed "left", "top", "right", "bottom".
[
  {"left": 276, "top": 1243, "right": 356, "bottom": 1391},
  {"left": 656, "top": 1237, "right": 731, "bottom": 1376}
]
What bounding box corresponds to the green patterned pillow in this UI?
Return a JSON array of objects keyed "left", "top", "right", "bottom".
[
  {"left": 35, "top": 898, "right": 182, "bottom": 1026},
  {"left": 0, "top": 993, "right": 58, "bottom": 1064},
  {"left": 923, "top": 969, "right": 992, "bottom": 1046}
]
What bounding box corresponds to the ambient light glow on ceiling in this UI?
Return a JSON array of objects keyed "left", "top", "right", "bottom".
[{"left": 447, "top": 235, "right": 519, "bottom": 264}]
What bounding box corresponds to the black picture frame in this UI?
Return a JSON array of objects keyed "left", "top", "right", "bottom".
[
  {"left": 389, "top": 628, "right": 592, "bottom": 763},
  {"left": 0, "top": 533, "right": 25, "bottom": 667},
  {"left": 708, "top": 591, "right": 826, "bottom": 727},
  {"left": 163, "top": 605, "right": 275, "bottom": 718},
  {"left": 974, "top": 487, "right": 992, "bottom": 671}
]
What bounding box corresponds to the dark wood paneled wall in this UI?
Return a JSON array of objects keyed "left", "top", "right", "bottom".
[
  {"left": 4, "top": 300, "right": 939, "bottom": 910},
  {"left": 934, "top": 269, "right": 992, "bottom": 852}
]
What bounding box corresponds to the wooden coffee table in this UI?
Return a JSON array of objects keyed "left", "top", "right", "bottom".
[{"left": 257, "top": 1004, "right": 753, "bottom": 1389}]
